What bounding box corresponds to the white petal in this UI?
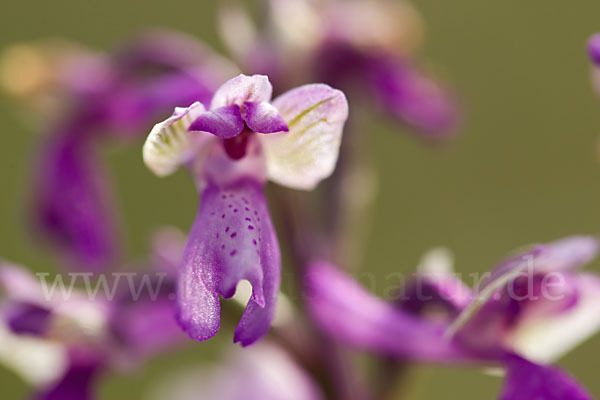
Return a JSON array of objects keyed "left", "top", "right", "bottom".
[
  {"left": 142, "top": 102, "right": 210, "bottom": 177},
  {"left": 262, "top": 84, "right": 349, "bottom": 190},
  {"left": 0, "top": 323, "right": 67, "bottom": 386},
  {"left": 505, "top": 273, "right": 600, "bottom": 364}
]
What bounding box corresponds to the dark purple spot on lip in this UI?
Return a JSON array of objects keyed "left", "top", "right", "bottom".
[
  {"left": 230, "top": 250, "right": 237, "bottom": 256},
  {"left": 253, "top": 210, "right": 258, "bottom": 216},
  {"left": 252, "top": 239, "right": 257, "bottom": 246},
  {"left": 245, "top": 207, "right": 250, "bottom": 211},
  {"left": 221, "top": 244, "right": 225, "bottom": 250},
  {"left": 225, "top": 226, "right": 230, "bottom": 233},
  {"left": 216, "top": 233, "right": 220, "bottom": 238},
  {"left": 228, "top": 204, "right": 232, "bottom": 208},
  {"left": 234, "top": 209, "right": 238, "bottom": 213},
  {"left": 245, "top": 217, "right": 251, "bottom": 221},
  {"left": 221, "top": 214, "right": 226, "bottom": 219},
  {"left": 221, "top": 195, "right": 227, "bottom": 199},
  {"left": 231, "top": 232, "right": 237, "bottom": 238},
  {"left": 248, "top": 225, "right": 254, "bottom": 230}
]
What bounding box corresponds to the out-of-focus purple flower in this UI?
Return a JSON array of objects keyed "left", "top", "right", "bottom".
[
  {"left": 448, "top": 236, "right": 600, "bottom": 365},
  {"left": 33, "top": 134, "right": 118, "bottom": 271},
  {"left": 304, "top": 235, "right": 600, "bottom": 399},
  {"left": 143, "top": 74, "right": 348, "bottom": 345},
  {"left": 0, "top": 263, "right": 109, "bottom": 399},
  {"left": 588, "top": 34, "right": 600, "bottom": 66},
  {"left": 148, "top": 343, "right": 324, "bottom": 400},
  {"left": 0, "top": 230, "right": 187, "bottom": 399},
  {"left": 499, "top": 354, "right": 592, "bottom": 400},
  {"left": 32, "top": 351, "right": 102, "bottom": 400},
  {"left": 0, "top": 31, "right": 238, "bottom": 272},
  {"left": 220, "top": 0, "right": 459, "bottom": 139},
  {"left": 305, "top": 261, "right": 474, "bottom": 363}
]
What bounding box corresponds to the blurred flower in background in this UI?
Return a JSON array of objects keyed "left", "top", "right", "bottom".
[
  {"left": 147, "top": 343, "right": 324, "bottom": 400},
  {"left": 0, "top": 228, "right": 186, "bottom": 399},
  {"left": 220, "top": 0, "right": 459, "bottom": 138},
  {"left": 0, "top": 31, "right": 237, "bottom": 272},
  {"left": 305, "top": 235, "right": 600, "bottom": 399}
]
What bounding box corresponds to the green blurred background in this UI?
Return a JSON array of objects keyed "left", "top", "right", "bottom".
[{"left": 1, "top": 0, "right": 600, "bottom": 398}]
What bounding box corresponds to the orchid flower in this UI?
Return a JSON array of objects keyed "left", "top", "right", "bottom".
[
  {"left": 447, "top": 236, "right": 600, "bottom": 365},
  {"left": 220, "top": 0, "right": 459, "bottom": 138},
  {"left": 0, "top": 30, "right": 237, "bottom": 271},
  {"left": 148, "top": 343, "right": 324, "bottom": 400},
  {"left": 304, "top": 235, "right": 600, "bottom": 399},
  {"left": 143, "top": 73, "right": 348, "bottom": 346},
  {"left": 0, "top": 229, "right": 186, "bottom": 400}
]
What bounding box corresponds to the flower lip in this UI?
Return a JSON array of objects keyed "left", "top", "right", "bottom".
[{"left": 175, "top": 178, "right": 280, "bottom": 346}]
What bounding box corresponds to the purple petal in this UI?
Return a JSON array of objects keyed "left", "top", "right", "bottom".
[
  {"left": 535, "top": 236, "right": 599, "bottom": 273},
  {"left": 304, "top": 261, "right": 475, "bottom": 362},
  {"left": 0, "top": 262, "right": 47, "bottom": 303},
  {"left": 189, "top": 104, "right": 244, "bottom": 139},
  {"left": 101, "top": 30, "right": 239, "bottom": 138},
  {"left": 4, "top": 303, "right": 51, "bottom": 336},
  {"left": 176, "top": 179, "right": 280, "bottom": 344},
  {"left": 210, "top": 74, "right": 273, "bottom": 109},
  {"left": 480, "top": 236, "right": 598, "bottom": 292},
  {"left": 110, "top": 271, "right": 184, "bottom": 360},
  {"left": 233, "top": 207, "right": 280, "bottom": 346},
  {"left": 499, "top": 354, "right": 592, "bottom": 400},
  {"left": 34, "top": 135, "right": 117, "bottom": 271},
  {"left": 588, "top": 34, "right": 600, "bottom": 66},
  {"left": 244, "top": 101, "right": 288, "bottom": 134},
  {"left": 367, "top": 55, "right": 459, "bottom": 138},
  {"left": 114, "top": 29, "right": 233, "bottom": 73},
  {"left": 34, "top": 359, "right": 100, "bottom": 400},
  {"left": 401, "top": 248, "right": 473, "bottom": 317},
  {"left": 105, "top": 72, "right": 216, "bottom": 132},
  {"left": 112, "top": 296, "right": 184, "bottom": 360}
]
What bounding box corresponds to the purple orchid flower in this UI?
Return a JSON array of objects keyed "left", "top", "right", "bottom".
[
  {"left": 149, "top": 343, "right": 324, "bottom": 400},
  {"left": 446, "top": 236, "right": 600, "bottom": 366},
  {"left": 304, "top": 235, "right": 600, "bottom": 399},
  {"left": 1, "top": 31, "right": 237, "bottom": 272},
  {"left": 143, "top": 74, "right": 348, "bottom": 346},
  {"left": 0, "top": 229, "right": 187, "bottom": 400},
  {"left": 219, "top": 0, "right": 459, "bottom": 139}
]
